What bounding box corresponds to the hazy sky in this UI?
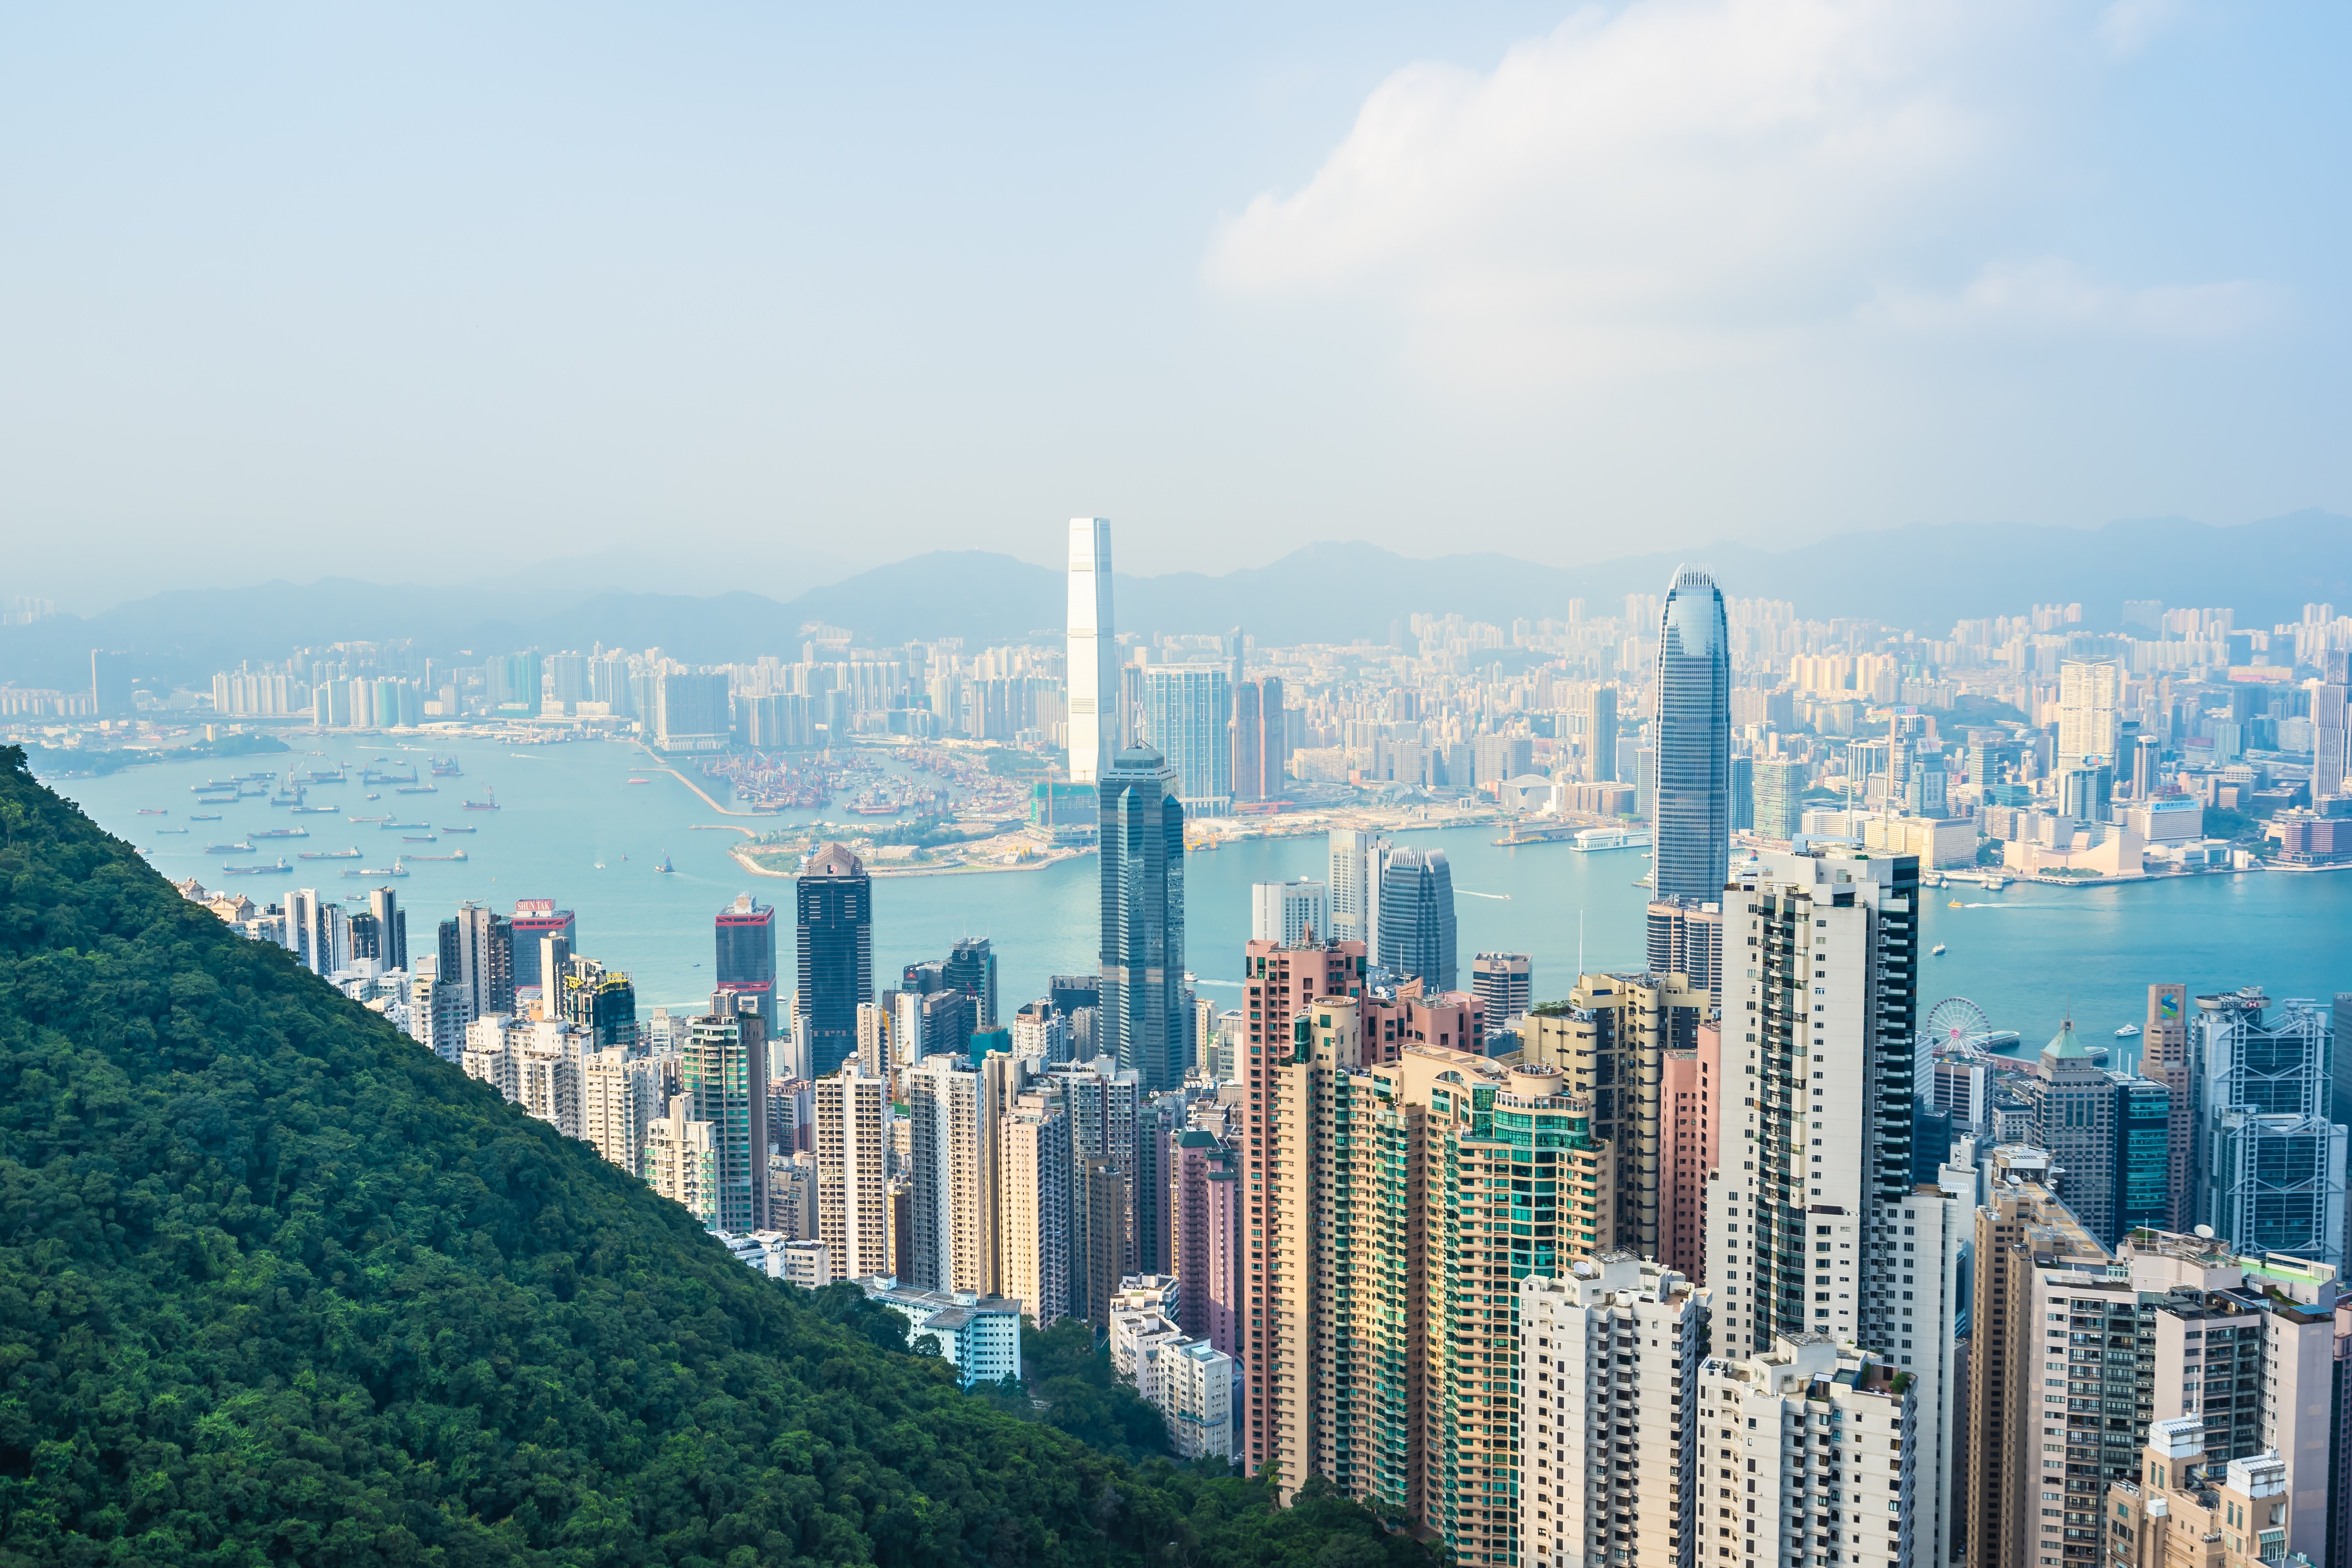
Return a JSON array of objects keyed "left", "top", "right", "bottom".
[{"left": 3, "top": 1, "right": 2344, "bottom": 608}]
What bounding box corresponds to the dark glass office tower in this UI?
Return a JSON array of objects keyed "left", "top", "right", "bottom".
[
  {"left": 1376, "top": 846, "right": 1457, "bottom": 993},
  {"left": 795, "top": 844, "right": 872, "bottom": 1078},
  {"left": 942, "top": 936, "right": 998, "bottom": 1030},
  {"left": 1099, "top": 744, "right": 1187, "bottom": 1092},
  {"left": 1651, "top": 565, "right": 1731, "bottom": 902},
  {"left": 715, "top": 892, "right": 778, "bottom": 1030}
]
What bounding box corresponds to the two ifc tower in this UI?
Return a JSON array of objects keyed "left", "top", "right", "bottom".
[{"left": 1067, "top": 517, "right": 1733, "bottom": 906}]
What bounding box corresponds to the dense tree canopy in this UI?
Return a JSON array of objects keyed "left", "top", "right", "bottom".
[{"left": 0, "top": 748, "right": 1436, "bottom": 1568}]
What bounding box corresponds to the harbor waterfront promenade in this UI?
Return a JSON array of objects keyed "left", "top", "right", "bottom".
[{"left": 60, "top": 732, "right": 2352, "bottom": 1039}]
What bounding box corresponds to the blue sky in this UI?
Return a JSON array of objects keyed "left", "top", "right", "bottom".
[{"left": 1, "top": 2, "right": 2344, "bottom": 606}]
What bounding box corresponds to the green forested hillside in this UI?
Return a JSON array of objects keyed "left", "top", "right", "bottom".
[{"left": 0, "top": 748, "right": 1430, "bottom": 1568}]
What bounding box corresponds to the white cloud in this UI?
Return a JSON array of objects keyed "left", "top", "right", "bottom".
[
  {"left": 2096, "top": 0, "right": 2185, "bottom": 57},
  {"left": 1866, "top": 258, "right": 2280, "bottom": 339},
  {"left": 1203, "top": 0, "right": 2267, "bottom": 385}
]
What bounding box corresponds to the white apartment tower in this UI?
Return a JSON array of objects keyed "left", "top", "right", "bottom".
[
  {"left": 1517, "top": 1254, "right": 1704, "bottom": 1568},
  {"left": 2057, "top": 656, "right": 2121, "bottom": 775},
  {"left": 1066, "top": 517, "right": 1118, "bottom": 786},
  {"left": 816, "top": 1065, "right": 891, "bottom": 1281},
  {"left": 1696, "top": 1335, "right": 1917, "bottom": 1568},
  {"left": 1706, "top": 846, "right": 1920, "bottom": 1364},
  {"left": 998, "top": 1091, "right": 1073, "bottom": 1327}
]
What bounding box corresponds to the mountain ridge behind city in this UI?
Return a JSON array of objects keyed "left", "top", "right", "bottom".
[{"left": 5, "top": 509, "right": 2345, "bottom": 691}]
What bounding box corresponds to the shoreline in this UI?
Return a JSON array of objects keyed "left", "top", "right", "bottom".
[{"left": 729, "top": 842, "right": 1089, "bottom": 881}]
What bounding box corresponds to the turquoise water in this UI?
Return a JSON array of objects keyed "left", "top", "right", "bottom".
[{"left": 57, "top": 733, "right": 2352, "bottom": 1051}]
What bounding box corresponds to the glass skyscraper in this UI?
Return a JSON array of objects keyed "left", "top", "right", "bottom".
[
  {"left": 796, "top": 842, "right": 873, "bottom": 1080},
  {"left": 1142, "top": 665, "right": 1232, "bottom": 816},
  {"left": 1099, "top": 744, "right": 1187, "bottom": 1093},
  {"left": 1377, "top": 846, "right": 1457, "bottom": 994},
  {"left": 1650, "top": 566, "right": 1731, "bottom": 901}
]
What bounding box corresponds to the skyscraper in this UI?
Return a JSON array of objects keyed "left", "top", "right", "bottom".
[
  {"left": 1066, "top": 517, "right": 1118, "bottom": 786},
  {"left": 715, "top": 893, "right": 778, "bottom": 1031},
  {"left": 1099, "top": 744, "right": 1187, "bottom": 1093},
  {"left": 365, "top": 887, "right": 407, "bottom": 971},
  {"left": 941, "top": 936, "right": 998, "bottom": 1030},
  {"left": 682, "top": 993, "right": 770, "bottom": 1234},
  {"left": 1650, "top": 565, "right": 1731, "bottom": 901},
  {"left": 2144, "top": 982, "right": 2196, "bottom": 1229},
  {"left": 1326, "top": 829, "right": 1383, "bottom": 945},
  {"left": 997, "top": 1088, "right": 1072, "bottom": 1327},
  {"left": 795, "top": 843, "right": 873, "bottom": 1080},
  {"left": 1142, "top": 665, "right": 1232, "bottom": 815},
  {"left": 1376, "top": 846, "right": 1455, "bottom": 994},
  {"left": 1753, "top": 756, "right": 1805, "bottom": 841},
  {"left": 1704, "top": 845, "right": 1919, "bottom": 1364},
  {"left": 1642, "top": 895, "right": 1722, "bottom": 1006},
  {"left": 439, "top": 902, "right": 514, "bottom": 1019},
  {"left": 2021, "top": 1014, "right": 2129, "bottom": 1245},
  {"left": 1249, "top": 879, "right": 1330, "bottom": 946},
  {"left": 815, "top": 1063, "right": 890, "bottom": 1281},
  {"left": 508, "top": 900, "right": 576, "bottom": 996},
  {"left": 1469, "top": 952, "right": 1531, "bottom": 1035},
  {"left": 2193, "top": 989, "right": 2346, "bottom": 1268},
  {"left": 2058, "top": 655, "right": 2122, "bottom": 775},
  {"left": 1231, "top": 675, "right": 1287, "bottom": 802}
]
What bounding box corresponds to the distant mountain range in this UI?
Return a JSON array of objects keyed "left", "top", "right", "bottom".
[{"left": 6, "top": 510, "right": 2345, "bottom": 693}]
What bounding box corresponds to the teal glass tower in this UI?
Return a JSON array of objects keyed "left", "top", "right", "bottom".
[{"left": 1651, "top": 566, "right": 1731, "bottom": 901}]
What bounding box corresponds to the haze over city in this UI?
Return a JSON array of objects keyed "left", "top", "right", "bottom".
[{"left": 4, "top": 0, "right": 2347, "bottom": 603}]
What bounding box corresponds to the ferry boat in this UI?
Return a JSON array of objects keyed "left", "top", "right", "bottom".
[
  {"left": 219, "top": 859, "right": 292, "bottom": 876},
  {"left": 204, "top": 842, "right": 253, "bottom": 854},
  {"left": 654, "top": 851, "right": 675, "bottom": 874},
  {"left": 299, "top": 847, "right": 363, "bottom": 860},
  {"left": 462, "top": 788, "right": 501, "bottom": 810},
  {"left": 2114, "top": 1024, "right": 2141, "bottom": 1038},
  {"left": 1569, "top": 826, "right": 1650, "bottom": 853},
  {"left": 250, "top": 827, "right": 309, "bottom": 840}
]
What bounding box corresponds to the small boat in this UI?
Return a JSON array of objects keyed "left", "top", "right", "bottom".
[
  {"left": 191, "top": 814, "right": 221, "bottom": 822},
  {"left": 365, "top": 792, "right": 381, "bottom": 801},
  {"left": 1947, "top": 899, "right": 1963, "bottom": 908},
  {"left": 2114, "top": 1024, "right": 2141, "bottom": 1038},
  {"left": 439, "top": 825, "right": 477, "bottom": 834},
  {"left": 625, "top": 777, "right": 652, "bottom": 785},
  {"left": 655, "top": 851, "right": 675, "bottom": 874},
  {"left": 219, "top": 859, "right": 292, "bottom": 876},
  {"left": 1931, "top": 944, "right": 1947, "bottom": 956},
  {"left": 299, "top": 847, "right": 363, "bottom": 860},
  {"left": 138, "top": 808, "right": 168, "bottom": 816},
  {"left": 205, "top": 842, "right": 253, "bottom": 854}
]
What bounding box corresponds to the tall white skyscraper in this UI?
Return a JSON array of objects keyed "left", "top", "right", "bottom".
[
  {"left": 2057, "top": 655, "right": 2122, "bottom": 774},
  {"left": 1250, "top": 878, "right": 1331, "bottom": 946},
  {"left": 1325, "top": 829, "right": 1389, "bottom": 950},
  {"left": 1066, "top": 517, "right": 1118, "bottom": 786}
]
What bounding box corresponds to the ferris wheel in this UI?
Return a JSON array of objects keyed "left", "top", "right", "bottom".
[{"left": 1921, "top": 996, "right": 1994, "bottom": 1058}]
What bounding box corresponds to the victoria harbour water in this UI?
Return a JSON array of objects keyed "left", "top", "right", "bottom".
[{"left": 60, "top": 733, "right": 2352, "bottom": 1056}]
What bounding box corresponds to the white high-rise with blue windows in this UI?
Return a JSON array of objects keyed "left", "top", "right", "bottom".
[
  {"left": 1142, "top": 665, "right": 1231, "bottom": 816},
  {"left": 1650, "top": 566, "right": 1731, "bottom": 902}
]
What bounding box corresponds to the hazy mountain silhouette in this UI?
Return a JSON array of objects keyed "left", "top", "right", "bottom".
[{"left": 6, "top": 511, "right": 2344, "bottom": 691}]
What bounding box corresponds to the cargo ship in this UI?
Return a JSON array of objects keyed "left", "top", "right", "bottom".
[
  {"left": 291, "top": 805, "right": 339, "bottom": 814},
  {"left": 401, "top": 835, "right": 436, "bottom": 843},
  {"left": 350, "top": 813, "right": 392, "bottom": 823},
  {"left": 462, "top": 787, "right": 501, "bottom": 810},
  {"left": 138, "top": 807, "right": 168, "bottom": 816},
  {"left": 405, "top": 849, "right": 469, "bottom": 862},
  {"left": 196, "top": 797, "right": 237, "bottom": 806},
  {"left": 439, "top": 825, "right": 477, "bottom": 834},
  {"left": 396, "top": 784, "right": 437, "bottom": 795},
  {"left": 430, "top": 755, "right": 463, "bottom": 777},
  {"left": 250, "top": 827, "right": 309, "bottom": 840},
  {"left": 299, "top": 847, "right": 363, "bottom": 860},
  {"left": 205, "top": 841, "right": 253, "bottom": 854},
  {"left": 190, "top": 814, "right": 221, "bottom": 822},
  {"left": 220, "top": 859, "right": 292, "bottom": 876},
  {"left": 382, "top": 822, "right": 429, "bottom": 831},
  {"left": 343, "top": 861, "right": 408, "bottom": 878}
]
